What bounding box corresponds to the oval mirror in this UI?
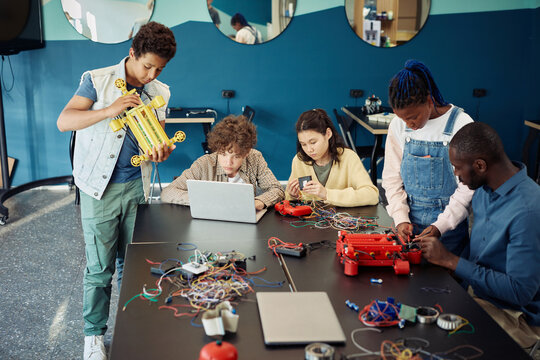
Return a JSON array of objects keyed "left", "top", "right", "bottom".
[
  {"left": 344, "top": 0, "right": 431, "bottom": 47},
  {"left": 61, "top": 0, "right": 155, "bottom": 44},
  {"left": 207, "top": 0, "right": 297, "bottom": 45}
]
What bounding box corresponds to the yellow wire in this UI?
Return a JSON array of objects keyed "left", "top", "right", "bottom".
[{"left": 449, "top": 316, "right": 470, "bottom": 335}]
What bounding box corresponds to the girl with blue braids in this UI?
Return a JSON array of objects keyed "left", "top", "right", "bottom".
[{"left": 382, "top": 60, "right": 474, "bottom": 255}]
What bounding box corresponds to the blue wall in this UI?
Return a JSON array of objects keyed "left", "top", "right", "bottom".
[
  {"left": 212, "top": 0, "right": 271, "bottom": 24},
  {"left": 2, "top": 2, "right": 539, "bottom": 186}
]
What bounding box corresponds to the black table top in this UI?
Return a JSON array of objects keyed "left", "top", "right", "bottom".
[
  {"left": 110, "top": 204, "right": 528, "bottom": 359},
  {"left": 130, "top": 203, "right": 393, "bottom": 245}
]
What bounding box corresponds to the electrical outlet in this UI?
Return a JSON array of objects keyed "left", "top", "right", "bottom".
[
  {"left": 222, "top": 90, "right": 235, "bottom": 98},
  {"left": 472, "top": 88, "right": 487, "bottom": 98},
  {"left": 350, "top": 89, "right": 364, "bottom": 98}
]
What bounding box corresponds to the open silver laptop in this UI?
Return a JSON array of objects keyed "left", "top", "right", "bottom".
[
  {"left": 186, "top": 180, "right": 267, "bottom": 223},
  {"left": 256, "top": 292, "right": 346, "bottom": 345}
]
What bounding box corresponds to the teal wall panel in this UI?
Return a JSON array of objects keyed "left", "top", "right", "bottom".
[{"left": 1, "top": 2, "right": 538, "bottom": 186}]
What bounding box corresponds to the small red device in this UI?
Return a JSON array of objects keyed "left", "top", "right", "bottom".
[
  {"left": 274, "top": 200, "right": 312, "bottom": 217},
  {"left": 336, "top": 231, "right": 422, "bottom": 276},
  {"left": 199, "top": 340, "right": 238, "bottom": 360}
]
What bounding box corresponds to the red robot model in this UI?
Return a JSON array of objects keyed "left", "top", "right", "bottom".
[{"left": 336, "top": 231, "right": 422, "bottom": 276}]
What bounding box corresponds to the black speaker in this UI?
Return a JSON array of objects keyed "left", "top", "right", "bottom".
[{"left": 0, "top": 0, "right": 45, "bottom": 55}]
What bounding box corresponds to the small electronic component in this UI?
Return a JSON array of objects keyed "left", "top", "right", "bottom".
[
  {"left": 345, "top": 299, "right": 359, "bottom": 312},
  {"left": 216, "top": 251, "right": 247, "bottom": 271},
  {"left": 182, "top": 261, "right": 208, "bottom": 275},
  {"left": 274, "top": 244, "right": 307, "bottom": 257},
  {"left": 298, "top": 175, "right": 312, "bottom": 190},
  {"left": 305, "top": 343, "right": 334, "bottom": 360},
  {"left": 416, "top": 306, "right": 439, "bottom": 324},
  {"left": 437, "top": 313, "right": 463, "bottom": 330},
  {"left": 150, "top": 266, "right": 177, "bottom": 276}
]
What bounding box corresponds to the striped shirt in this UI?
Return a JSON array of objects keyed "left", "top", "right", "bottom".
[{"left": 161, "top": 149, "right": 284, "bottom": 207}]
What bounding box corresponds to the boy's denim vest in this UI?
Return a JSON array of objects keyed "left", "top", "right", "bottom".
[{"left": 72, "top": 57, "right": 170, "bottom": 200}]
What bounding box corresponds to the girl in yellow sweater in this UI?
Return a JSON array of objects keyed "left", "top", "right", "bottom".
[{"left": 285, "top": 109, "right": 379, "bottom": 207}]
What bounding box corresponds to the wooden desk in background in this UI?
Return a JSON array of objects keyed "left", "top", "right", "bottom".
[
  {"left": 165, "top": 108, "right": 217, "bottom": 153},
  {"left": 342, "top": 106, "right": 390, "bottom": 185}
]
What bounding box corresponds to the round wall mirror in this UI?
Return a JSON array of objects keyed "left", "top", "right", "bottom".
[
  {"left": 61, "top": 0, "right": 155, "bottom": 44},
  {"left": 345, "top": 0, "right": 431, "bottom": 47},
  {"left": 207, "top": 0, "right": 297, "bottom": 45}
]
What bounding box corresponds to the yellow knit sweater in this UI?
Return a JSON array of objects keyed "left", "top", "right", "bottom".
[{"left": 286, "top": 148, "right": 379, "bottom": 207}]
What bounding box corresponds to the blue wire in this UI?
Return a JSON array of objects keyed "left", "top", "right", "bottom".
[
  {"left": 177, "top": 243, "right": 198, "bottom": 251},
  {"left": 159, "top": 258, "right": 183, "bottom": 275},
  {"left": 248, "top": 277, "right": 284, "bottom": 288},
  {"left": 191, "top": 315, "right": 203, "bottom": 328}
]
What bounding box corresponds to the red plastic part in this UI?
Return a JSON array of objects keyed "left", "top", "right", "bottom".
[
  {"left": 404, "top": 249, "right": 422, "bottom": 264},
  {"left": 393, "top": 259, "right": 410, "bottom": 275},
  {"left": 199, "top": 341, "right": 238, "bottom": 360},
  {"left": 274, "top": 200, "right": 312, "bottom": 217},
  {"left": 344, "top": 258, "right": 359, "bottom": 276}
]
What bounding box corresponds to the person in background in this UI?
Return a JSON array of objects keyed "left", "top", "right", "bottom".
[
  {"left": 57, "top": 22, "right": 177, "bottom": 360},
  {"left": 231, "top": 13, "right": 262, "bottom": 44},
  {"left": 207, "top": 0, "right": 221, "bottom": 28},
  {"left": 286, "top": 109, "right": 379, "bottom": 207},
  {"left": 382, "top": 59, "right": 474, "bottom": 254},
  {"left": 161, "top": 115, "right": 284, "bottom": 208},
  {"left": 420, "top": 122, "right": 540, "bottom": 350}
]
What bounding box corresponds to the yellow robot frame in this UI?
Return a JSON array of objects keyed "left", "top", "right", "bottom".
[{"left": 109, "top": 79, "right": 186, "bottom": 167}]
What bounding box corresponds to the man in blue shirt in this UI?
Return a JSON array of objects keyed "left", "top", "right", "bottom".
[{"left": 419, "top": 122, "right": 540, "bottom": 349}]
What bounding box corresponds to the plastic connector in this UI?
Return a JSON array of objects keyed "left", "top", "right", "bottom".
[{"left": 275, "top": 244, "right": 307, "bottom": 257}]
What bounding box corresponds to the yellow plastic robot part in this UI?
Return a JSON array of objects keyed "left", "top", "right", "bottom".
[{"left": 109, "top": 79, "right": 186, "bottom": 167}]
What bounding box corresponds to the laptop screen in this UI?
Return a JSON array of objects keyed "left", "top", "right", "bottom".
[{"left": 186, "top": 180, "right": 266, "bottom": 223}]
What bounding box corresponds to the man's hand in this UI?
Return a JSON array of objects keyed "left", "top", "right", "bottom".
[
  {"left": 302, "top": 180, "right": 327, "bottom": 200},
  {"left": 418, "top": 236, "right": 459, "bottom": 271},
  {"left": 255, "top": 199, "right": 265, "bottom": 211},
  {"left": 396, "top": 222, "right": 413, "bottom": 241},
  {"left": 286, "top": 178, "right": 300, "bottom": 198},
  {"left": 415, "top": 225, "right": 441, "bottom": 240},
  {"left": 106, "top": 94, "right": 142, "bottom": 118},
  {"left": 146, "top": 141, "right": 176, "bottom": 162}
]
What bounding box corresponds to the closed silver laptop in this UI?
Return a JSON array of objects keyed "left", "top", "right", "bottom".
[
  {"left": 256, "top": 291, "right": 346, "bottom": 345},
  {"left": 186, "top": 180, "right": 267, "bottom": 223}
]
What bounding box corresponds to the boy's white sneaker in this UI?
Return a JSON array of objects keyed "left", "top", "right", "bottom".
[{"left": 84, "top": 335, "right": 107, "bottom": 360}]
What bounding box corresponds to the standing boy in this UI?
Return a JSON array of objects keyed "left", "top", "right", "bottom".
[{"left": 57, "top": 22, "right": 177, "bottom": 360}]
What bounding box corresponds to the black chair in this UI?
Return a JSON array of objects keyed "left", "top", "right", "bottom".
[
  {"left": 332, "top": 109, "right": 384, "bottom": 174},
  {"left": 242, "top": 105, "right": 255, "bottom": 122}
]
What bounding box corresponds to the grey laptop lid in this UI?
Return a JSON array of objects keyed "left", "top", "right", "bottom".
[
  {"left": 186, "top": 180, "right": 267, "bottom": 224},
  {"left": 256, "top": 292, "right": 346, "bottom": 345}
]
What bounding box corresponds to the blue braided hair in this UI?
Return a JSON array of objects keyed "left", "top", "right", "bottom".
[{"left": 388, "top": 60, "right": 448, "bottom": 109}]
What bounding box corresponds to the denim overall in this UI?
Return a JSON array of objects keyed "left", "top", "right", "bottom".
[{"left": 401, "top": 107, "right": 469, "bottom": 255}]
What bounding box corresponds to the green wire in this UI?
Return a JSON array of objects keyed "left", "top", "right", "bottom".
[{"left": 122, "top": 288, "right": 161, "bottom": 311}]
